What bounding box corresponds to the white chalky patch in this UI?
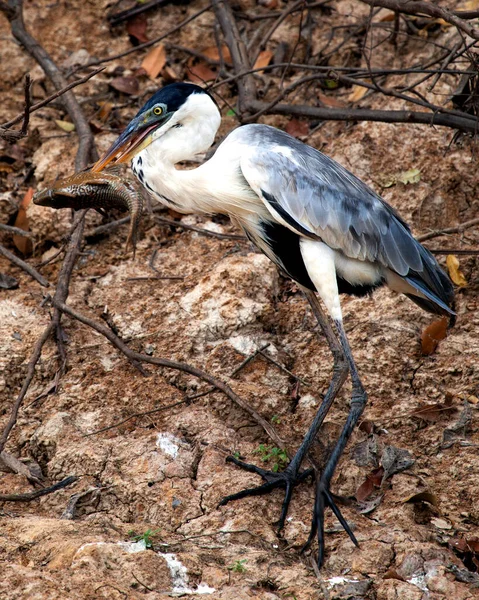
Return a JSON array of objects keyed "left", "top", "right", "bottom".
[
  {"left": 326, "top": 577, "right": 360, "bottom": 587},
  {"left": 408, "top": 575, "right": 428, "bottom": 592},
  {"left": 156, "top": 433, "right": 180, "bottom": 458},
  {"left": 298, "top": 393, "right": 317, "bottom": 409},
  {"left": 160, "top": 553, "right": 215, "bottom": 595},
  {"left": 117, "top": 539, "right": 147, "bottom": 553}
]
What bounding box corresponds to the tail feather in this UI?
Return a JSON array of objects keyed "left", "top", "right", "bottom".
[{"left": 403, "top": 242, "right": 456, "bottom": 326}]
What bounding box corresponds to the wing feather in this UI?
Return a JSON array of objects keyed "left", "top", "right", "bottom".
[{"left": 239, "top": 126, "right": 423, "bottom": 277}]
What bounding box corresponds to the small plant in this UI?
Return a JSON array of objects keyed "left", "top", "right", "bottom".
[
  {"left": 232, "top": 451, "right": 241, "bottom": 459},
  {"left": 128, "top": 528, "right": 161, "bottom": 549},
  {"left": 271, "top": 415, "right": 281, "bottom": 424},
  {"left": 254, "top": 444, "right": 289, "bottom": 472},
  {"left": 228, "top": 559, "right": 247, "bottom": 573}
]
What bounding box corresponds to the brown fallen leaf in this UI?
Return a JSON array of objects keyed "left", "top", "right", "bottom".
[
  {"left": 13, "top": 188, "right": 33, "bottom": 255},
  {"left": 253, "top": 50, "right": 273, "bottom": 72},
  {"left": 410, "top": 396, "right": 456, "bottom": 423},
  {"left": 446, "top": 254, "right": 467, "bottom": 287},
  {"left": 317, "top": 92, "right": 345, "bottom": 108},
  {"left": 355, "top": 466, "right": 384, "bottom": 502},
  {"left": 98, "top": 101, "right": 113, "bottom": 123},
  {"left": 141, "top": 44, "right": 167, "bottom": 80},
  {"left": 161, "top": 65, "right": 180, "bottom": 83},
  {"left": 127, "top": 13, "right": 149, "bottom": 44},
  {"left": 285, "top": 119, "right": 309, "bottom": 138},
  {"left": 110, "top": 76, "right": 139, "bottom": 95},
  {"left": 420, "top": 316, "right": 448, "bottom": 355},
  {"left": 187, "top": 61, "right": 217, "bottom": 84},
  {"left": 201, "top": 45, "right": 232, "bottom": 66},
  {"left": 348, "top": 84, "right": 369, "bottom": 103},
  {"left": 403, "top": 490, "right": 439, "bottom": 507}
]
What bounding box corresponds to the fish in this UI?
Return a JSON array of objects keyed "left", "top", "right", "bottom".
[{"left": 33, "top": 168, "right": 143, "bottom": 253}]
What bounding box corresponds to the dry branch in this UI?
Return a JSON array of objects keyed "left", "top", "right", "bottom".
[
  {"left": 417, "top": 217, "right": 479, "bottom": 242},
  {"left": 53, "top": 300, "right": 287, "bottom": 452},
  {"left": 360, "top": 0, "right": 479, "bottom": 40},
  {"left": 0, "top": 476, "right": 77, "bottom": 502},
  {"left": 212, "top": 0, "right": 256, "bottom": 117},
  {"left": 0, "top": 244, "right": 50, "bottom": 287},
  {"left": 1, "top": 67, "right": 104, "bottom": 132},
  {"left": 0, "top": 0, "right": 97, "bottom": 169}
]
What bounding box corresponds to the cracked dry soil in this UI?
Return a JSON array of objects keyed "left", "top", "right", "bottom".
[{"left": 1, "top": 0, "right": 479, "bottom": 598}]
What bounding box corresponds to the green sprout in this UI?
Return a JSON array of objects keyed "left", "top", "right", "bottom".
[
  {"left": 254, "top": 444, "right": 289, "bottom": 472},
  {"left": 128, "top": 528, "right": 161, "bottom": 549},
  {"left": 228, "top": 559, "right": 247, "bottom": 573}
]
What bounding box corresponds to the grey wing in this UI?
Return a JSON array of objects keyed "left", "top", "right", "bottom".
[{"left": 239, "top": 129, "right": 424, "bottom": 277}]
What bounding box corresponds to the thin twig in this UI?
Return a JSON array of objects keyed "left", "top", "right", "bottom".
[
  {"left": 0, "top": 475, "right": 77, "bottom": 502},
  {"left": 1, "top": 0, "right": 98, "bottom": 169},
  {"left": 108, "top": 0, "right": 169, "bottom": 26},
  {"left": 1, "top": 67, "right": 105, "bottom": 130},
  {"left": 69, "top": 5, "right": 212, "bottom": 75},
  {"left": 0, "top": 244, "right": 50, "bottom": 287},
  {"left": 258, "top": 349, "right": 310, "bottom": 386},
  {"left": 360, "top": 0, "right": 479, "bottom": 41},
  {"left": 85, "top": 399, "right": 190, "bottom": 437},
  {"left": 0, "top": 223, "right": 34, "bottom": 237},
  {"left": 417, "top": 217, "right": 479, "bottom": 242},
  {"left": 246, "top": 100, "right": 479, "bottom": 134},
  {"left": 154, "top": 216, "right": 246, "bottom": 241}
]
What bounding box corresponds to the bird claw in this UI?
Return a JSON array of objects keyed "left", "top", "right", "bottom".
[
  {"left": 302, "top": 480, "right": 359, "bottom": 568},
  {"left": 218, "top": 455, "right": 313, "bottom": 532}
]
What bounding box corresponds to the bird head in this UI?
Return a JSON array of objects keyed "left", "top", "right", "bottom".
[{"left": 92, "top": 83, "right": 220, "bottom": 172}]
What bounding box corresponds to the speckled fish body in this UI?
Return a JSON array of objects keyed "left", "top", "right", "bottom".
[{"left": 33, "top": 170, "right": 143, "bottom": 252}]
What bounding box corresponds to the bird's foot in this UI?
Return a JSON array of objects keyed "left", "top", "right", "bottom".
[
  {"left": 302, "top": 479, "right": 359, "bottom": 568},
  {"left": 218, "top": 455, "right": 313, "bottom": 531}
]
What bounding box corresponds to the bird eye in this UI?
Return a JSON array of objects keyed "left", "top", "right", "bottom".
[{"left": 153, "top": 106, "right": 163, "bottom": 116}]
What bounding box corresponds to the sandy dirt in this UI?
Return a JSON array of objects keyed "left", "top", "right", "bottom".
[{"left": 1, "top": 1, "right": 479, "bottom": 598}]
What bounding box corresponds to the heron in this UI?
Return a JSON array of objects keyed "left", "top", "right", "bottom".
[{"left": 92, "top": 82, "right": 455, "bottom": 567}]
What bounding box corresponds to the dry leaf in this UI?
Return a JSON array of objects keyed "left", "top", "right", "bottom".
[
  {"left": 161, "top": 65, "right": 180, "bottom": 83},
  {"left": 446, "top": 254, "right": 467, "bottom": 287},
  {"left": 355, "top": 466, "right": 384, "bottom": 502},
  {"left": 253, "top": 50, "right": 273, "bottom": 72},
  {"left": 13, "top": 188, "right": 33, "bottom": 255},
  {"left": 127, "top": 13, "right": 149, "bottom": 44},
  {"left": 110, "top": 76, "right": 139, "bottom": 95},
  {"left": 187, "top": 62, "right": 217, "bottom": 84},
  {"left": 285, "top": 119, "right": 309, "bottom": 138},
  {"left": 421, "top": 316, "right": 448, "bottom": 355},
  {"left": 410, "top": 396, "right": 456, "bottom": 423},
  {"left": 348, "top": 84, "right": 369, "bottom": 102},
  {"left": 55, "top": 119, "right": 75, "bottom": 133},
  {"left": 403, "top": 490, "right": 439, "bottom": 507},
  {"left": 98, "top": 101, "right": 113, "bottom": 122},
  {"left": 201, "top": 45, "right": 232, "bottom": 66},
  {"left": 141, "top": 44, "right": 167, "bottom": 79},
  {"left": 317, "top": 93, "right": 345, "bottom": 108}
]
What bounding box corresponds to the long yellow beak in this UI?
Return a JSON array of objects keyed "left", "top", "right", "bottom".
[{"left": 92, "top": 121, "right": 158, "bottom": 173}]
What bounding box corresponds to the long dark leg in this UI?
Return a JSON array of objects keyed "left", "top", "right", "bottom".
[
  {"left": 219, "top": 289, "right": 349, "bottom": 530},
  {"left": 304, "top": 318, "right": 367, "bottom": 568}
]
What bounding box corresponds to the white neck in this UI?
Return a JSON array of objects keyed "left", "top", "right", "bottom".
[{"left": 133, "top": 92, "right": 224, "bottom": 214}]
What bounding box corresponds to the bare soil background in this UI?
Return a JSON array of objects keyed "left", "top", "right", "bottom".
[{"left": 1, "top": 0, "right": 479, "bottom": 598}]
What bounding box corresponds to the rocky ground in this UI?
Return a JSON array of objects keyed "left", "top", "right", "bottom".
[{"left": 1, "top": 0, "right": 479, "bottom": 598}]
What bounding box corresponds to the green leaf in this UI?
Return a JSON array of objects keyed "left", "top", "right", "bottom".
[{"left": 226, "top": 108, "right": 236, "bottom": 117}]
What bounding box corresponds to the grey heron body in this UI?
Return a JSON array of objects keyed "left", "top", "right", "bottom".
[{"left": 93, "top": 83, "right": 455, "bottom": 567}]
